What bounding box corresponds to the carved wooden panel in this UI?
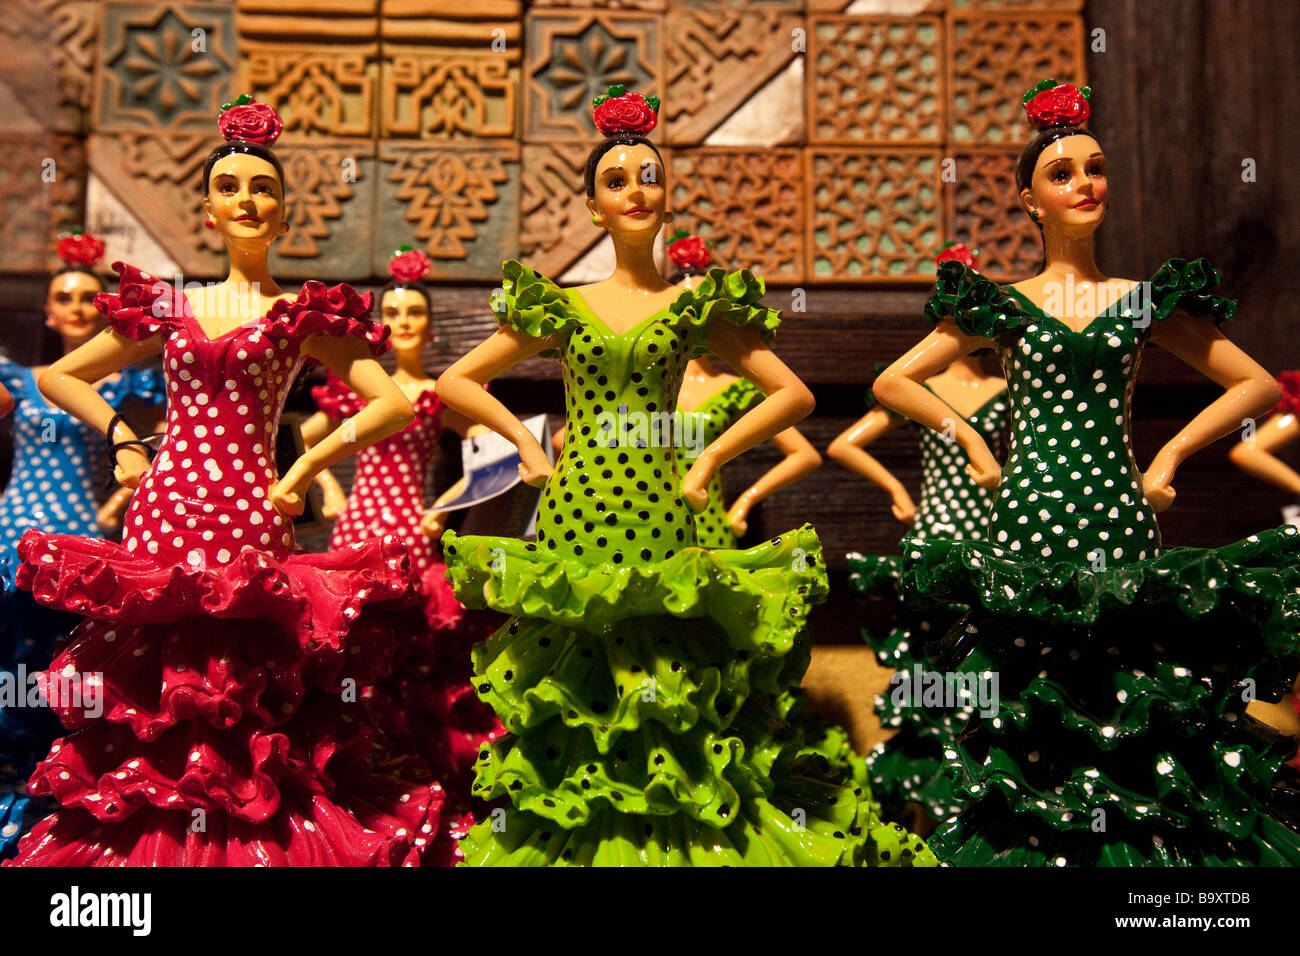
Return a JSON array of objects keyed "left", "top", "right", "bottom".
[
  {"left": 810, "top": 16, "right": 943, "bottom": 146},
  {"left": 375, "top": 140, "right": 521, "bottom": 280},
  {"left": 381, "top": 45, "right": 520, "bottom": 139},
  {"left": 87, "top": 132, "right": 225, "bottom": 278},
  {"left": 947, "top": 12, "right": 1085, "bottom": 144},
  {"left": 520, "top": 142, "right": 602, "bottom": 278},
  {"left": 671, "top": 148, "right": 803, "bottom": 282},
  {"left": 809, "top": 148, "right": 942, "bottom": 282},
  {"left": 532, "top": 0, "right": 665, "bottom": 8},
  {"left": 94, "top": 2, "right": 237, "bottom": 136},
  {"left": 945, "top": 147, "right": 1042, "bottom": 282},
  {"left": 271, "top": 140, "right": 376, "bottom": 281},
  {"left": 240, "top": 45, "right": 378, "bottom": 140},
  {"left": 950, "top": 0, "right": 1082, "bottom": 10},
  {"left": 664, "top": 8, "right": 801, "bottom": 146},
  {"left": 525, "top": 11, "right": 661, "bottom": 142},
  {"left": 0, "top": 135, "right": 86, "bottom": 273},
  {"left": 0, "top": 0, "right": 98, "bottom": 135}
]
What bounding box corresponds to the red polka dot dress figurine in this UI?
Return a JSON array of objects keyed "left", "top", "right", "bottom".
[
  {"left": 3, "top": 97, "right": 447, "bottom": 866},
  {"left": 303, "top": 246, "right": 503, "bottom": 847}
]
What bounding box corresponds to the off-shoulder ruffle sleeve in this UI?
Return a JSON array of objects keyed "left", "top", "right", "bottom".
[
  {"left": 93, "top": 262, "right": 183, "bottom": 340},
  {"left": 924, "top": 261, "right": 1027, "bottom": 339},
  {"left": 1149, "top": 257, "right": 1237, "bottom": 325},
  {"left": 310, "top": 371, "right": 365, "bottom": 420},
  {"left": 711, "top": 378, "right": 763, "bottom": 419},
  {"left": 669, "top": 268, "right": 781, "bottom": 355},
  {"left": 265, "top": 281, "right": 387, "bottom": 357},
  {"left": 492, "top": 259, "right": 577, "bottom": 342}
]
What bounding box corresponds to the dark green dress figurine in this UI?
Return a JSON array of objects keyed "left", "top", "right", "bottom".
[
  {"left": 831, "top": 245, "right": 1010, "bottom": 827},
  {"left": 873, "top": 81, "right": 1300, "bottom": 865},
  {"left": 434, "top": 89, "right": 933, "bottom": 866}
]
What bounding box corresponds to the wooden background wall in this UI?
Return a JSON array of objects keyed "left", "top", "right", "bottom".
[{"left": 0, "top": 0, "right": 1296, "bottom": 653}]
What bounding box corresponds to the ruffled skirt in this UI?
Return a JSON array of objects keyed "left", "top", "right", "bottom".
[
  {"left": 899, "top": 524, "right": 1300, "bottom": 866},
  {"left": 3, "top": 530, "right": 447, "bottom": 867},
  {"left": 442, "top": 526, "right": 935, "bottom": 867}
]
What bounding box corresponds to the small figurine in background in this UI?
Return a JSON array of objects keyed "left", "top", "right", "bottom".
[
  {"left": 828, "top": 243, "right": 1007, "bottom": 828},
  {"left": 436, "top": 86, "right": 934, "bottom": 866},
  {"left": 871, "top": 80, "right": 1300, "bottom": 865},
  {"left": 302, "top": 245, "right": 503, "bottom": 847},
  {"left": 1230, "top": 371, "right": 1300, "bottom": 509},
  {"left": 5, "top": 97, "right": 447, "bottom": 867},
  {"left": 0, "top": 232, "right": 164, "bottom": 859}
]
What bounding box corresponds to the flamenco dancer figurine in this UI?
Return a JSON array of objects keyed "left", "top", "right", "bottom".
[
  {"left": 1230, "top": 372, "right": 1300, "bottom": 503},
  {"left": 436, "top": 87, "right": 933, "bottom": 866},
  {"left": 0, "top": 232, "right": 165, "bottom": 858},
  {"left": 873, "top": 80, "right": 1300, "bottom": 865},
  {"left": 303, "top": 245, "right": 502, "bottom": 819},
  {"left": 5, "top": 97, "right": 448, "bottom": 866},
  {"left": 830, "top": 243, "right": 1008, "bottom": 826}
]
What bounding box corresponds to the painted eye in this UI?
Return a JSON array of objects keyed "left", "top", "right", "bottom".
[
  {"left": 607, "top": 175, "right": 625, "bottom": 190},
  {"left": 1086, "top": 162, "right": 1105, "bottom": 177},
  {"left": 1050, "top": 168, "right": 1071, "bottom": 183}
]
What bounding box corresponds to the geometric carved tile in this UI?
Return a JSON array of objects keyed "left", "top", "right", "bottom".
[
  {"left": 381, "top": 44, "right": 520, "bottom": 139},
  {"left": 237, "top": 1, "right": 379, "bottom": 139},
  {"left": 375, "top": 140, "right": 520, "bottom": 281},
  {"left": 950, "top": 0, "right": 1081, "bottom": 10},
  {"left": 0, "top": 0, "right": 98, "bottom": 135},
  {"left": 94, "top": 2, "right": 237, "bottom": 136},
  {"left": 948, "top": 13, "right": 1084, "bottom": 144},
  {"left": 532, "top": 0, "right": 666, "bottom": 9},
  {"left": 809, "top": 148, "right": 942, "bottom": 281},
  {"left": 241, "top": 43, "right": 379, "bottom": 140},
  {"left": 665, "top": 8, "right": 801, "bottom": 146},
  {"left": 671, "top": 148, "right": 803, "bottom": 282},
  {"left": 271, "top": 140, "right": 376, "bottom": 281},
  {"left": 380, "top": 4, "right": 521, "bottom": 139},
  {"left": 525, "top": 12, "right": 661, "bottom": 142},
  {"left": 0, "top": 135, "right": 86, "bottom": 273},
  {"left": 520, "top": 142, "right": 602, "bottom": 278},
  {"left": 946, "top": 147, "right": 1042, "bottom": 282},
  {"left": 87, "top": 132, "right": 225, "bottom": 278},
  {"left": 810, "top": 16, "right": 943, "bottom": 145}
]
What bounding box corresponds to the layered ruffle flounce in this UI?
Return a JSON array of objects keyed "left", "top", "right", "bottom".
[
  {"left": 442, "top": 527, "right": 936, "bottom": 867},
  {"left": 4, "top": 530, "right": 448, "bottom": 866}
]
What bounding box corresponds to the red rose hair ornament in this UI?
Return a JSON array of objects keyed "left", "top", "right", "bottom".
[
  {"left": 388, "top": 245, "right": 432, "bottom": 284},
  {"left": 56, "top": 229, "right": 105, "bottom": 270},
  {"left": 217, "top": 94, "right": 284, "bottom": 146},
  {"left": 666, "top": 230, "right": 711, "bottom": 271},
  {"left": 1023, "top": 79, "right": 1091, "bottom": 131},
  {"left": 934, "top": 241, "right": 979, "bottom": 271},
  {"left": 592, "top": 85, "right": 660, "bottom": 137}
]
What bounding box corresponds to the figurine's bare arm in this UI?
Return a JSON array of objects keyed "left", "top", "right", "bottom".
[
  {"left": 0, "top": 383, "right": 12, "bottom": 419},
  {"left": 872, "top": 322, "right": 1002, "bottom": 490},
  {"left": 1146, "top": 315, "right": 1281, "bottom": 512},
  {"left": 682, "top": 323, "right": 814, "bottom": 512},
  {"left": 727, "top": 424, "right": 821, "bottom": 536},
  {"left": 435, "top": 326, "right": 558, "bottom": 487},
  {"left": 298, "top": 409, "right": 349, "bottom": 519},
  {"left": 1229, "top": 412, "right": 1300, "bottom": 495},
  {"left": 827, "top": 406, "right": 917, "bottom": 524},
  {"left": 37, "top": 328, "right": 165, "bottom": 487},
  {"left": 274, "top": 334, "right": 416, "bottom": 516}
]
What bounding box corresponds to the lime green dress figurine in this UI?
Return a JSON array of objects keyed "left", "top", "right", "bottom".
[
  {"left": 872, "top": 81, "right": 1300, "bottom": 865},
  {"left": 435, "top": 88, "right": 934, "bottom": 866}
]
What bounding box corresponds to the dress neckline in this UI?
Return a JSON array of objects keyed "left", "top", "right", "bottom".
[
  {"left": 565, "top": 286, "right": 690, "bottom": 338},
  {"left": 1003, "top": 281, "right": 1142, "bottom": 336},
  {"left": 677, "top": 376, "right": 743, "bottom": 415},
  {"left": 923, "top": 380, "right": 1008, "bottom": 421},
  {"left": 180, "top": 288, "right": 299, "bottom": 344}
]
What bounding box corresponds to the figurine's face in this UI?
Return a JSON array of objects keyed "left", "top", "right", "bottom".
[
  {"left": 204, "top": 153, "right": 288, "bottom": 244},
  {"left": 382, "top": 287, "right": 431, "bottom": 353},
  {"left": 587, "top": 143, "right": 667, "bottom": 241},
  {"left": 45, "top": 270, "right": 105, "bottom": 342},
  {"left": 1022, "top": 134, "right": 1108, "bottom": 234}
]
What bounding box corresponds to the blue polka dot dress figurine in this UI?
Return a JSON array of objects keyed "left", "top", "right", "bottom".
[
  {"left": 872, "top": 81, "right": 1300, "bottom": 865},
  {"left": 0, "top": 232, "right": 165, "bottom": 859},
  {"left": 830, "top": 244, "right": 1009, "bottom": 829}
]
